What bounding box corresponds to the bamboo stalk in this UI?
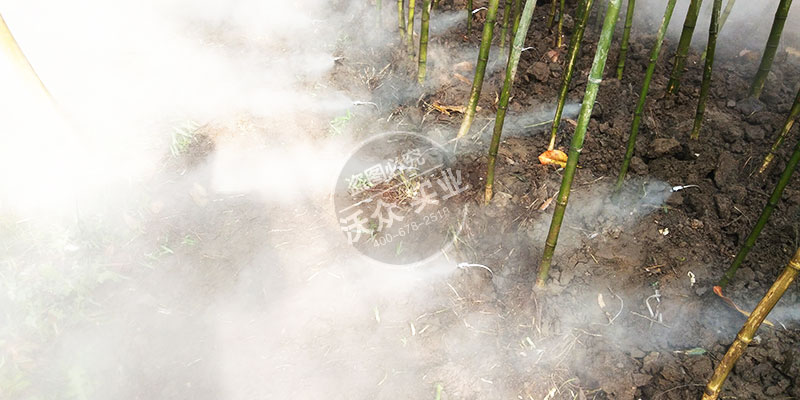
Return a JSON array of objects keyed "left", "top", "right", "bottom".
[
  {"left": 378, "top": 0, "right": 383, "bottom": 24},
  {"left": 407, "top": 0, "right": 417, "bottom": 55},
  {"left": 456, "top": 0, "right": 501, "bottom": 139},
  {"left": 547, "top": 0, "right": 595, "bottom": 151},
  {"left": 508, "top": 0, "right": 522, "bottom": 58},
  {"left": 0, "top": 14, "right": 53, "bottom": 101},
  {"left": 547, "top": 0, "right": 558, "bottom": 28},
  {"left": 615, "top": 0, "right": 636, "bottom": 80},
  {"left": 536, "top": 0, "right": 622, "bottom": 288},
  {"left": 760, "top": 86, "right": 800, "bottom": 173},
  {"left": 666, "top": 0, "right": 703, "bottom": 94},
  {"left": 418, "top": 0, "right": 432, "bottom": 84},
  {"left": 719, "top": 134, "right": 800, "bottom": 289},
  {"left": 467, "top": 0, "right": 473, "bottom": 34},
  {"left": 556, "top": 0, "right": 565, "bottom": 47},
  {"left": 499, "top": 0, "right": 513, "bottom": 52},
  {"left": 398, "top": 0, "right": 406, "bottom": 38},
  {"left": 702, "top": 247, "right": 800, "bottom": 400},
  {"left": 701, "top": 0, "right": 735, "bottom": 61},
  {"left": 719, "top": 0, "right": 735, "bottom": 27},
  {"left": 485, "top": 0, "right": 539, "bottom": 204},
  {"left": 690, "top": 0, "right": 722, "bottom": 140},
  {"left": 614, "top": 0, "right": 677, "bottom": 193},
  {"left": 750, "top": 0, "right": 793, "bottom": 99}
]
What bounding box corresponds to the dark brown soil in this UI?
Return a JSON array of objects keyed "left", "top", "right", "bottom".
[{"left": 329, "top": 0, "right": 800, "bottom": 398}]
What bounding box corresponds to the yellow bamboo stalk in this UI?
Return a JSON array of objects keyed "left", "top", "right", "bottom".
[
  {"left": 702, "top": 247, "right": 800, "bottom": 400},
  {"left": 0, "top": 14, "right": 53, "bottom": 101}
]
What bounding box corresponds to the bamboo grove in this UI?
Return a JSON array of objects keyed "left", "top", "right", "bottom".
[{"left": 388, "top": 0, "right": 799, "bottom": 396}]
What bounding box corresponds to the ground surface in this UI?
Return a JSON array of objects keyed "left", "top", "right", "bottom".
[
  {"left": 5, "top": 1, "right": 800, "bottom": 399},
  {"left": 327, "top": 0, "right": 800, "bottom": 398}
]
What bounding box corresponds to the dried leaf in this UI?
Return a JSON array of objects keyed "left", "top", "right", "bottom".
[
  {"left": 545, "top": 49, "right": 559, "bottom": 63},
  {"left": 453, "top": 72, "right": 472, "bottom": 85},
  {"left": 538, "top": 149, "right": 568, "bottom": 168}
]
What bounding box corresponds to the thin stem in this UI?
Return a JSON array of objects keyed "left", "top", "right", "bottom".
[
  {"left": 719, "top": 134, "right": 800, "bottom": 288},
  {"left": 407, "top": 0, "right": 417, "bottom": 56},
  {"left": 701, "top": 0, "right": 735, "bottom": 61},
  {"left": 467, "top": 0, "right": 473, "bottom": 34},
  {"left": 398, "top": 0, "right": 406, "bottom": 38},
  {"left": 485, "top": 0, "right": 539, "bottom": 204},
  {"left": 0, "top": 14, "right": 53, "bottom": 101},
  {"left": 614, "top": 0, "right": 677, "bottom": 193},
  {"left": 547, "top": 0, "right": 558, "bottom": 28},
  {"left": 615, "top": 0, "right": 636, "bottom": 80},
  {"left": 666, "top": 0, "right": 703, "bottom": 94},
  {"left": 556, "top": 0, "right": 565, "bottom": 47},
  {"left": 750, "top": 0, "right": 793, "bottom": 99},
  {"left": 548, "top": 0, "right": 595, "bottom": 151},
  {"left": 417, "top": 0, "right": 432, "bottom": 85},
  {"left": 690, "top": 0, "right": 722, "bottom": 139},
  {"left": 418, "top": 0, "right": 432, "bottom": 84},
  {"left": 456, "top": 0, "right": 501, "bottom": 139},
  {"left": 537, "top": 0, "right": 622, "bottom": 288},
  {"left": 760, "top": 87, "right": 800, "bottom": 173},
  {"left": 499, "top": 0, "right": 513, "bottom": 52},
  {"left": 703, "top": 248, "right": 800, "bottom": 400}
]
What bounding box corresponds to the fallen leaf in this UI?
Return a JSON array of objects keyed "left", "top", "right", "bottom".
[
  {"left": 430, "top": 101, "right": 473, "bottom": 115},
  {"left": 453, "top": 72, "right": 472, "bottom": 85},
  {"left": 787, "top": 46, "right": 800, "bottom": 58},
  {"left": 538, "top": 149, "right": 568, "bottom": 168},
  {"left": 545, "top": 49, "right": 559, "bottom": 63},
  {"left": 713, "top": 286, "right": 774, "bottom": 327},
  {"left": 539, "top": 196, "right": 554, "bottom": 210}
]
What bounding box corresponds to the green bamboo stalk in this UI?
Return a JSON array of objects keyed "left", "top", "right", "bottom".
[
  {"left": 485, "top": 0, "right": 539, "bottom": 203},
  {"left": 508, "top": 0, "right": 522, "bottom": 58},
  {"left": 703, "top": 248, "right": 800, "bottom": 400},
  {"left": 719, "top": 134, "right": 800, "bottom": 289},
  {"left": 719, "top": 0, "right": 735, "bottom": 27},
  {"left": 614, "top": 0, "right": 677, "bottom": 193},
  {"left": 418, "top": 0, "right": 432, "bottom": 84},
  {"left": 499, "top": 0, "right": 513, "bottom": 52},
  {"left": 690, "top": 0, "right": 722, "bottom": 139},
  {"left": 456, "top": 0, "right": 501, "bottom": 139},
  {"left": 536, "top": 0, "right": 622, "bottom": 288},
  {"left": 556, "top": 0, "right": 565, "bottom": 47},
  {"left": 547, "top": 0, "right": 558, "bottom": 27},
  {"left": 407, "top": 0, "right": 417, "bottom": 55},
  {"left": 750, "top": 0, "right": 793, "bottom": 99},
  {"left": 666, "top": 0, "right": 703, "bottom": 94},
  {"left": 615, "top": 0, "right": 636, "bottom": 80},
  {"left": 547, "top": 0, "right": 595, "bottom": 151},
  {"left": 701, "top": 0, "right": 735, "bottom": 61},
  {"left": 398, "top": 0, "right": 406, "bottom": 38},
  {"left": 467, "top": 0, "right": 473, "bottom": 34},
  {"left": 760, "top": 87, "right": 800, "bottom": 173}
]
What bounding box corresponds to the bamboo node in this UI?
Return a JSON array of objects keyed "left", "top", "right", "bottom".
[
  {"left": 789, "top": 259, "right": 800, "bottom": 271},
  {"left": 736, "top": 332, "right": 752, "bottom": 345},
  {"left": 588, "top": 76, "right": 602, "bottom": 84}
]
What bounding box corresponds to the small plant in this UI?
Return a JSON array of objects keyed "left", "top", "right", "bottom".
[
  {"left": 328, "top": 110, "right": 354, "bottom": 136},
  {"left": 169, "top": 120, "right": 201, "bottom": 156}
]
